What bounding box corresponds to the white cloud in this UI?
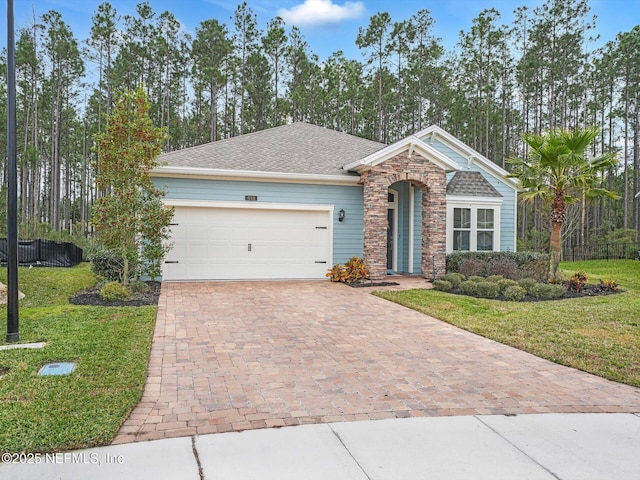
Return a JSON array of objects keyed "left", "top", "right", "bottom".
[{"left": 278, "top": 0, "right": 366, "bottom": 27}]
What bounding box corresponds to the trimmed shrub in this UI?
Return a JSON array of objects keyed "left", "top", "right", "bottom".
[
  {"left": 517, "top": 278, "right": 538, "bottom": 295},
  {"left": 486, "top": 257, "right": 520, "bottom": 280},
  {"left": 486, "top": 275, "right": 504, "bottom": 283},
  {"left": 89, "top": 248, "right": 125, "bottom": 282},
  {"left": 503, "top": 285, "right": 527, "bottom": 302},
  {"left": 100, "top": 281, "right": 130, "bottom": 301},
  {"left": 497, "top": 278, "right": 519, "bottom": 293},
  {"left": 460, "top": 280, "right": 478, "bottom": 296},
  {"left": 433, "top": 279, "right": 453, "bottom": 292},
  {"left": 447, "top": 251, "right": 549, "bottom": 282},
  {"left": 440, "top": 272, "right": 465, "bottom": 288},
  {"left": 532, "top": 283, "right": 566, "bottom": 300},
  {"left": 467, "top": 275, "right": 485, "bottom": 283},
  {"left": 458, "top": 258, "right": 487, "bottom": 277},
  {"left": 129, "top": 280, "right": 150, "bottom": 294},
  {"left": 476, "top": 281, "right": 500, "bottom": 299}
]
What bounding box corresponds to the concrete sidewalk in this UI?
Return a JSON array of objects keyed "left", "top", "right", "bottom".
[{"left": 3, "top": 413, "right": 639, "bottom": 479}]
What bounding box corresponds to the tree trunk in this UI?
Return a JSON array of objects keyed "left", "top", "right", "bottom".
[{"left": 549, "top": 191, "right": 566, "bottom": 281}]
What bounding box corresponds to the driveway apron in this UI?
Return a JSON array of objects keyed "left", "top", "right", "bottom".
[{"left": 114, "top": 281, "right": 640, "bottom": 444}]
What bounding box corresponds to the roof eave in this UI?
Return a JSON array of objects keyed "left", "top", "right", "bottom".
[{"left": 151, "top": 166, "right": 361, "bottom": 185}]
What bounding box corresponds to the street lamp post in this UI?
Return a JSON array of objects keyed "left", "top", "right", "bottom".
[{"left": 6, "top": 0, "right": 20, "bottom": 342}]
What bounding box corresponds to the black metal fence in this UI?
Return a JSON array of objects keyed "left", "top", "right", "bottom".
[
  {"left": 562, "top": 242, "right": 640, "bottom": 262},
  {"left": 0, "top": 239, "right": 83, "bottom": 267}
]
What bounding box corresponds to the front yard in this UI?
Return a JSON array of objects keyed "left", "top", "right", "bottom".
[
  {"left": 0, "top": 264, "right": 156, "bottom": 453},
  {"left": 376, "top": 260, "right": 640, "bottom": 388}
]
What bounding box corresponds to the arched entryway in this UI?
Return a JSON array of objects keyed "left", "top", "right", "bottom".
[{"left": 360, "top": 149, "right": 448, "bottom": 280}]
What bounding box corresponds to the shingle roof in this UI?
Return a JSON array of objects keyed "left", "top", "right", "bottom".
[
  {"left": 158, "top": 122, "right": 385, "bottom": 177},
  {"left": 446, "top": 171, "right": 502, "bottom": 197}
]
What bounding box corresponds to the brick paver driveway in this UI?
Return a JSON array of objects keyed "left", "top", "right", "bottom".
[{"left": 114, "top": 280, "right": 640, "bottom": 444}]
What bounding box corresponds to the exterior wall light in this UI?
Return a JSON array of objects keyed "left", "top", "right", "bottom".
[{"left": 338, "top": 209, "right": 345, "bottom": 222}]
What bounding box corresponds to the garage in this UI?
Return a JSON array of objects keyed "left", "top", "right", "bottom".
[{"left": 162, "top": 202, "right": 333, "bottom": 281}]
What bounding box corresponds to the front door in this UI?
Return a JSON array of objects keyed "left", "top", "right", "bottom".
[{"left": 387, "top": 189, "right": 398, "bottom": 272}]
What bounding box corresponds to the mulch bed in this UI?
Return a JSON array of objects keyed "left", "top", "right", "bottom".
[
  {"left": 448, "top": 283, "right": 621, "bottom": 302},
  {"left": 69, "top": 282, "right": 161, "bottom": 307},
  {"left": 345, "top": 281, "right": 400, "bottom": 288}
]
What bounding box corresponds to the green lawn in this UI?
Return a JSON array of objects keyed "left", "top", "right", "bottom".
[
  {"left": 0, "top": 264, "right": 156, "bottom": 453},
  {"left": 376, "top": 260, "right": 640, "bottom": 388}
]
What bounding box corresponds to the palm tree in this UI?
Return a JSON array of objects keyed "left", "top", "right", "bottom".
[{"left": 508, "top": 127, "right": 618, "bottom": 281}]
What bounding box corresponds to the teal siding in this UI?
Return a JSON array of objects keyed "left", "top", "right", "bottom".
[
  {"left": 154, "top": 177, "right": 365, "bottom": 264},
  {"left": 413, "top": 188, "right": 423, "bottom": 272},
  {"left": 431, "top": 139, "right": 517, "bottom": 252}
]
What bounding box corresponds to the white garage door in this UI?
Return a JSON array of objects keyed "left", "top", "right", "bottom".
[{"left": 163, "top": 205, "right": 332, "bottom": 280}]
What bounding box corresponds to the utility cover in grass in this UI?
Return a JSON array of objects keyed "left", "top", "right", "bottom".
[{"left": 38, "top": 363, "right": 76, "bottom": 376}]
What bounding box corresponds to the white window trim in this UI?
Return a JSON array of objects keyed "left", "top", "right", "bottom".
[{"left": 446, "top": 196, "right": 502, "bottom": 253}]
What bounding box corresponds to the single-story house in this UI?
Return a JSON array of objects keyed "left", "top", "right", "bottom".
[{"left": 151, "top": 122, "right": 518, "bottom": 281}]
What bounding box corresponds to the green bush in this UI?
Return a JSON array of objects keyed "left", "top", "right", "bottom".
[
  {"left": 129, "top": 280, "right": 150, "bottom": 294},
  {"left": 460, "top": 280, "right": 478, "bottom": 296},
  {"left": 503, "top": 285, "right": 527, "bottom": 302},
  {"left": 476, "top": 281, "right": 500, "bottom": 299},
  {"left": 497, "top": 278, "right": 519, "bottom": 293},
  {"left": 467, "top": 275, "right": 485, "bottom": 283},
  {"left": 486, "top": 275, "right": 504, "bottom": 283},
  {"left": 89, "top": 248, "right": 125, "bottom": 282},
  {"left": 458, "top": 258, "right": 487, "bottom": 277},
  {"left": 532, "top": 283, "right": 566, "bottom": 300},
  {"left": 517, "top": 278, "right": 538, "bottom": 295},
  {"left": 440, "top": 272, "right": 465, "bottom": 288},
  {"left": 99, "top": 281, "right": 131, "bottom": 301},
  {"left": 433, "top": 279, "right": 453, "bottom": 292},
  {"left": 446, "top": 251, "right": 549, "bottom": 282}
]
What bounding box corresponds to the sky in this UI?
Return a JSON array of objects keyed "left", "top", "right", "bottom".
[{"left": 1, "top": 0, "right": 639, "bottom": 63}]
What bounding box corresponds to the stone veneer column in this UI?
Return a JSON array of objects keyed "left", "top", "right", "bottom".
[
  {"left": 362, "top": 172, "right": 388, "bottom": 280},
  {"left": 421, "top": 173, "right": 447, "bottom": 279}
]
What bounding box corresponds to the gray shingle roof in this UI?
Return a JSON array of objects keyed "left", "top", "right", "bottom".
[
  {"left": 446, "top": 171, "right": 502, "bottom": 197},
  {"left": 158, "top": 122, "right": 385, "bottom": 177}
]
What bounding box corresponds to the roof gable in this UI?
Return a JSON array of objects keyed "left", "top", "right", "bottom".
[
  {"left": 343, "top": 135, "right": 459, "bottom": 173},
  {"left": 414, "top": 125, "right": 519, "bottom": 191}
]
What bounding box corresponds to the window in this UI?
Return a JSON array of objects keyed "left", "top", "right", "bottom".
[
  {"left": 453, "top": 208, "right": 471, "bottom": 251},
  {"left": 447, "top": 201, "right": 501, "bottom": 253},
  {"left": 476, "top": 209, "right": 494, "bottom": 251}
]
